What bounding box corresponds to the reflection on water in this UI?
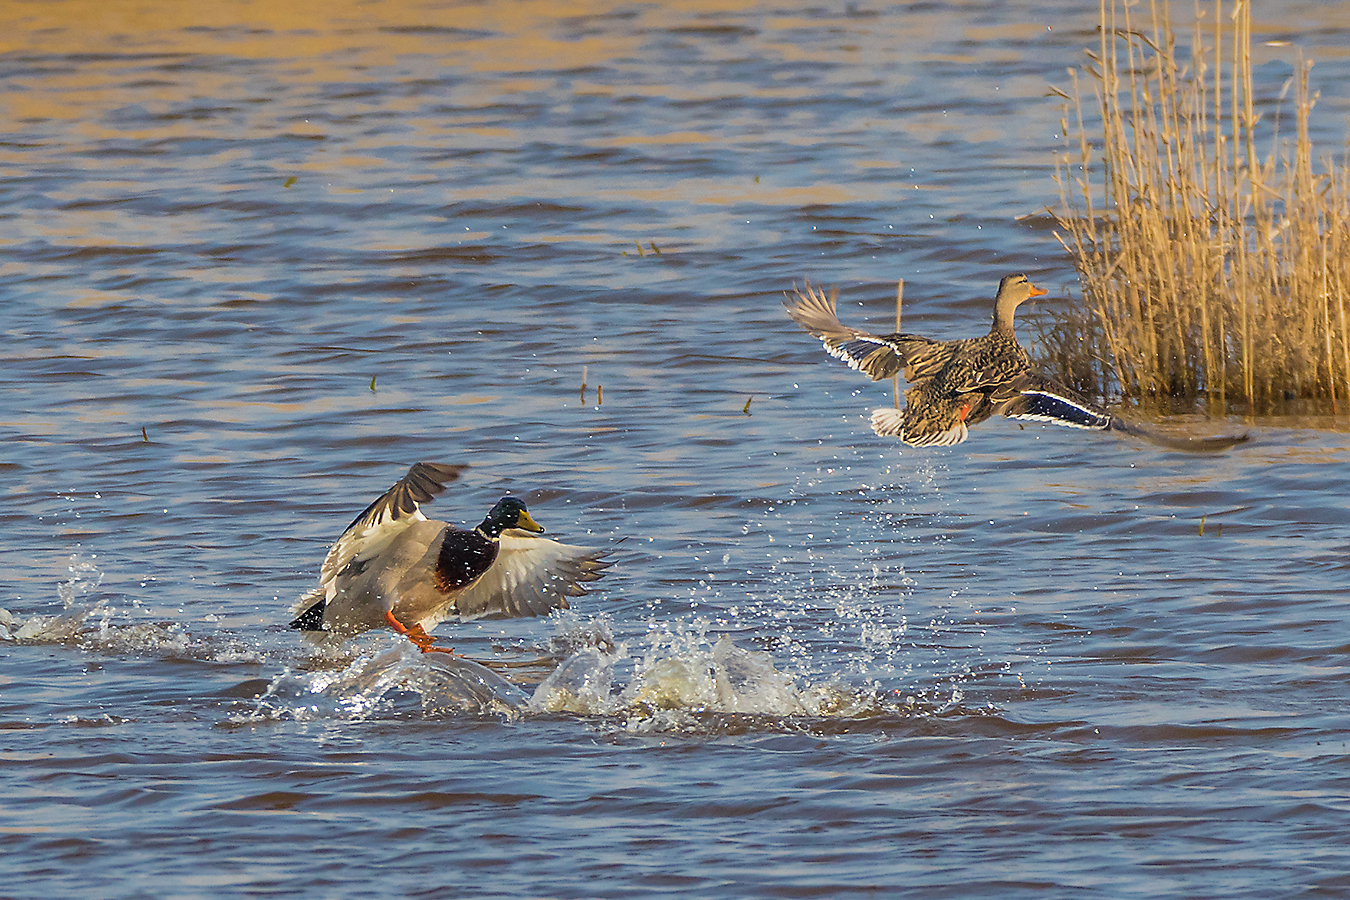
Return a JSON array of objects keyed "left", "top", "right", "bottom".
[{"left": 4, "top": 1, "right": 1350, "bottom": 897}]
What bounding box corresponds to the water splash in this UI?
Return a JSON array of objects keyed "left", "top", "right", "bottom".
[
  {"left": 0, "top": 553, "right": 247, "bottom": 661},
  {"left": 234, "top": 645, "right": 530, "bottom": 724},
  {"left": 6, "top": 552, "right": 988, "bottom": 732},
  {"left": 531, "top": 617, "right": 926, "bottom": 730},
  {"left": 2, "top": 554, "right": 110, "bottom": 644}
]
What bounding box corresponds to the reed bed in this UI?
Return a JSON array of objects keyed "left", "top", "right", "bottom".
[{"left": 1048, "top": 0, "right": 1350, "bottom": 415}]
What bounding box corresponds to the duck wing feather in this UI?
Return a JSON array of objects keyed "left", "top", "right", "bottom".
[
  {"left": 784, "top": 282, "right": 911, "bottom": 381},
  {"left": 290, "top": 462, "right": 465, "bottom": 619},
  {"left": 784, "top": 281, "right": 969, "bottom": 383},
  {"left": 445, "top": 529, "right": 615, "bottom": 622},
  {"left": 992, "top": 373, "right": 1112, "bottom": 429},
  {"left": 996, "top": 375, "right": 1250, "bottom": 449},
  {"left": 894, "top": 338, "right": 963, "bottom": 384}
]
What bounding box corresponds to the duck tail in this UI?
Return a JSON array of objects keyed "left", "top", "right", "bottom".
[
  {"left": 870, "top": 407, "right": 969, "bottom": 446},
  {"left": 289, "top": 589, "right": 327, "bottom": 631},
  {"left": 869, "top": 407, "right": 906, "bottom": 437}
]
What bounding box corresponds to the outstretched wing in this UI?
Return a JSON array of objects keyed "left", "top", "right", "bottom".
[
  {"left": 784, "top": 282, "right": 957, "bottom": 383},
  {"left": 993, "top": 374, "right": 1111, "bottom": 430},
  {"left": 446, "top": 529, "right": 615, "bottom": 622},
  {"left": 783, "top": 282, "right": 908, "bottom": 381},
  {"left": 983, "top": 374, "right": 1250, "bottom": 450},
  {"left": 291, "top": 462, "right": 466, "bottom": 619}
]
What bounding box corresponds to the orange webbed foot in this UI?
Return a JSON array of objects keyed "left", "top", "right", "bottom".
[{"left": 384, "top": 610, "right": 458, "bottom": 656}]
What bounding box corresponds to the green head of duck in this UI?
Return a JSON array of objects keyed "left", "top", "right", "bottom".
[{"left": 479, "top": 497, "right": 545, "bottom": 537}]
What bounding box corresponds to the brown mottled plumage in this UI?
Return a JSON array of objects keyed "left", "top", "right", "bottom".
[{"left": 784, "top": 275, "right": 1115, "bottom": 446}]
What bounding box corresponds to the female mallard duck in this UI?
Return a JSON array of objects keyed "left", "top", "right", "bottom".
[
  {"left": 784, "top": 275, "right": 1247, "bottom": 450},
  {"left": 290, "top": 462, "right": 611, "bottom": 653}
]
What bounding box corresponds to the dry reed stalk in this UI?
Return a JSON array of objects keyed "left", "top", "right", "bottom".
[
  {"left": 1048, "top": 0, "right": 1350, "bottom": 415},
  {"left": 893, "top": 280, "right": 904, "bottom": 409}
]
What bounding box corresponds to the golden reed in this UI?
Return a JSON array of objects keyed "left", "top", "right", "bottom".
[{"left": 1047, "top": 0, "right": 1350, "bottom": 415}]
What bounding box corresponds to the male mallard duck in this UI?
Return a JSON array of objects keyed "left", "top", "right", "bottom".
[
  {"left": 290, "top": 462, "right": 611, "bottom": 653},
  {"left": 784, "top": 275, "right": 1248, "bottom": 450}
]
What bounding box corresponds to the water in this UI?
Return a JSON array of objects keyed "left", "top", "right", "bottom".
[{"left": 4, "top": 1, "right": 1350, "bottom": 896}]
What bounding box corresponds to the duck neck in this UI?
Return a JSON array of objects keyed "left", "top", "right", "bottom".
[
  {"left": 991, "top": 300, "right": 1020, "bottom": 336},
  {"left": 475, "top": 516, "right": 509, "bottom": 540}
]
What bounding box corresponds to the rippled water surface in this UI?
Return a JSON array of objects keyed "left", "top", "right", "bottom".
[{"left": 4, "top": 1, "right": 1350, "bottom": 897}]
